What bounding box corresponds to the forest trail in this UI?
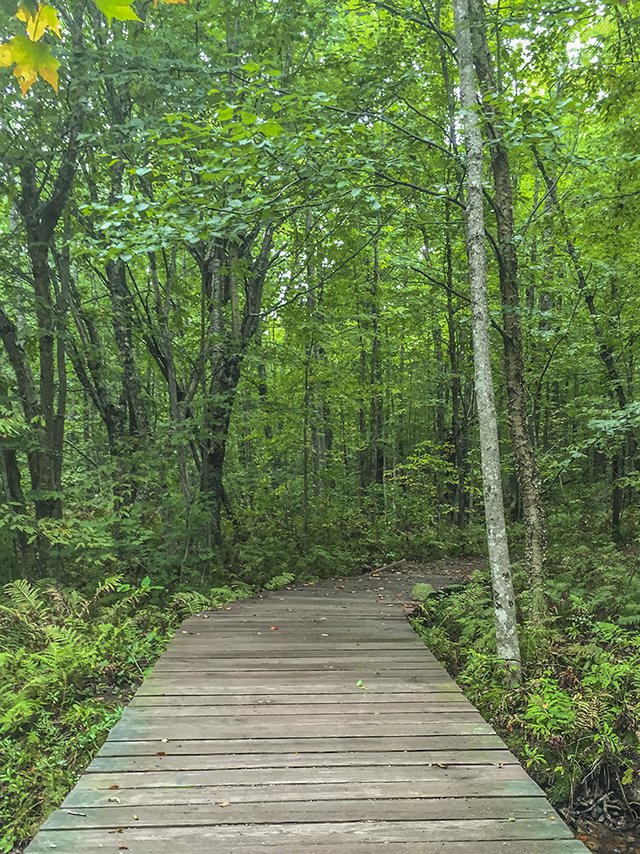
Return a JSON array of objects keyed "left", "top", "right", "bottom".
[{"left": 25, "top": 563, "right": 588, "bottom": 853}]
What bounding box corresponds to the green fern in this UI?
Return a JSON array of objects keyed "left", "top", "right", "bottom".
[{"left": 264, "top": 572, "right": 295, "bottom": 590}]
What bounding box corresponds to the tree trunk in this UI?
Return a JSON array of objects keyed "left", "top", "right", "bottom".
[
  {"left": 469, "top": 0, "right": 547, "bottom": 622},
  {"left": 452, "top": 0, "right": 521, "bottom": 682},
  {"left": 194, "top": 225, "right": 274, "bottom": 560}
]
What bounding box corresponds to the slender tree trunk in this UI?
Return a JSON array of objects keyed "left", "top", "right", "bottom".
[
  {"left": 452, "top": 0, "right": 521, "bottom": 681},
  {"left": 469, "top": 0, "right": 546, "bottom": 621},
  {"left": 370, "top": 236, "right": 384, "bottom": 502}
]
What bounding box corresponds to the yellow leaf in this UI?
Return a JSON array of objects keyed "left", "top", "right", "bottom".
[
  {"left": 0, "top": 34, "right": 59, "bottom": 93},
  {"left": 15, "top": 3, "right": 61, "bottom": 41},
  {"left": 16, "top": 0, "right": 39, "bottom": 19},
  {"left": 153, "top": 0, "right": 186, "bottom": 7}
]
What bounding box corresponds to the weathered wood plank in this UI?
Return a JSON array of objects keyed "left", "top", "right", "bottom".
[
  {"left": 87, "top": 749, "right": 519, "bottom": 772},
  {"left": 154, "top": 657, "right": 444, "bottom": 671},
  {"left": 24, "top": 830, "right": 588, "bottom": 854},
  {"left": 124, "top": 700, "right": 473, "bottom": 715},
  {"left": 76, "top": 762, "right": 534, "bottom": 789},
  {"left": 102, "top": 732, "right": 500, "bottom": 751},
  {"left": 34, "top": 817, "right": 574, "bottom": 841},
  {"left": 66, "top": 779, "right": 546, "bottom": 807},
  {"left": 41, "top": 796, "right": 563, "bottom": 829},
  {"left": 128, "top": 691, "right": 468, "bottom": 707},
  {"left": 135, "top": 676, "right": 463, "bottom": 695},
  {"left": 107, "top": 717, "right": 492, "bottom": 740}
]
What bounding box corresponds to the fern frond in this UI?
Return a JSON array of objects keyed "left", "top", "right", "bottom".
[{"left": 3, "top": 580, "right": 45, "bottom": 616}]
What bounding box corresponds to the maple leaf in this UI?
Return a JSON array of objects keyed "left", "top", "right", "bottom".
[
  {"left": 92, "top": 0, "right": 141, "bottom": 25},
  {"left": 15, "top": 3, "right": 61, "bottom": 41},
  {"left": 0, "top": 34, "right": 59, "bottom": 93}
]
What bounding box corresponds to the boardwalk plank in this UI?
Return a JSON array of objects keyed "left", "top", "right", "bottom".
[
  {"left": 124, "top": 700, "right": 473, "bottom": 715},
  {"left": 28, "top": 817, "right": 575, "bottom": 844},
  {"left": 101, "top": 732, "right": 502, "bottom": 750},
  {"left": 87, "top": 749, "right": 523, "bottom": 771},
  {"left": 42, "top": 796, "right": 561, "bottom": 829},
  {"left": 107, "top": 716, "right": 494, "bottom": 740},
  {"left": 135, "top": 677, "right": 464, "bottom": 695},
  {"left": 66, "top": 779, "right": 546, "bottom": 806},
  {"left": 25, "top": 830, "right": 588, "bottom": 854},
  {"left": 75, "top": 762, "right": 534, "bottom": 788},
  {"left": 128, "top": 691, "right": 469, "bottom": 706}
]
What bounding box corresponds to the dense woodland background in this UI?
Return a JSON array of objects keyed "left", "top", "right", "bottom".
[{"left": 3, "top": 0, "right": 640, "bottom": 849}]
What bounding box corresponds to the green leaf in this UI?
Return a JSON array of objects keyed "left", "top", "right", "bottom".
[
  {"left": 92, "top": 0, "right": 141, "bottom": 25},
  {"left": 217, "top": 106, "right": 234, "bottom": 122}
]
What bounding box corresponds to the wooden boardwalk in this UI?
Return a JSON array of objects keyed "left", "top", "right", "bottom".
[{"left": 26, "top": 571, "right": 588, "bottom": 853}]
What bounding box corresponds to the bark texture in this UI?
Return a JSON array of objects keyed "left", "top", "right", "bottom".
[
  {"left": 468, "top": 0, "right": 547, "bottom": 621},
  {"left": 452, "top": 0, "right": 521, "bottom": 680}
]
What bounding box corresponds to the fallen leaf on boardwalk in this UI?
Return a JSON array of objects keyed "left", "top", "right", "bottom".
[
  {"left": 435, "top": 763, "right": 447, "bottom": 768},
  {"left": 118, "top": 846, "right": 128, "bottom": 850},
  {"left": 161, "top": 738, "right": 168, "bottom": 743},
  {"left": 549, "top": 816, "right": 556, "bottom": 820},
  {"left": 155, "top": 751, "right": 167, "bottom": 756},
  {"left": 334, "top": 586, "right": 344, "bottom": 589},
  {"left": 507, "top": 817, "right": 515, "bottom": 822},
  {"left": 218, "top": 801, "right": 230, "bottom": 807},
  {"left": 108, "top": 785, "right": 120, "bottom": 790},
  {"left": 108, "top": 796, "right": 120, "bottom": 803},
  {"left": 321, "top": 633, "right": 328, "bottom": 636},
  {"left": 225, "top": 607, "right": 232, "bottom": 610},
  {"left": 270, "top": 626, "right": 279, "bottom": 630},
  {"left": 108, "top": 828, "right": 123, "bottom": 833}
]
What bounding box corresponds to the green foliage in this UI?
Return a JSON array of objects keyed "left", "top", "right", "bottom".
[
  {"left": 412, "top": 549, "right": 640, "bottom": 811},
  {"left": 411, "top": 582, "right": 435, "bottom": 602},
  {"left": 0, "top": 576, "right": 247, "bottom": 851},
  {"left": 264, "top": 572, "right": 296, "bottom": 590}
]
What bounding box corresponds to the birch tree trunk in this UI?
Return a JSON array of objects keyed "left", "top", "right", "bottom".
[
  {"left": 452, "top": 0, "right": 521, "bottom": 681},
  {"left": 468, "top": 0, "right": 547, "bottom": 622}
]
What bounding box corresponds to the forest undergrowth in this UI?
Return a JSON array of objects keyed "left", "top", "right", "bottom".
[
  {"left": 0, "top": 574, "right": 267, "bottom": 853},
  {"left": 412, "top": 515, "right": 640, "bottom": 836}
]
